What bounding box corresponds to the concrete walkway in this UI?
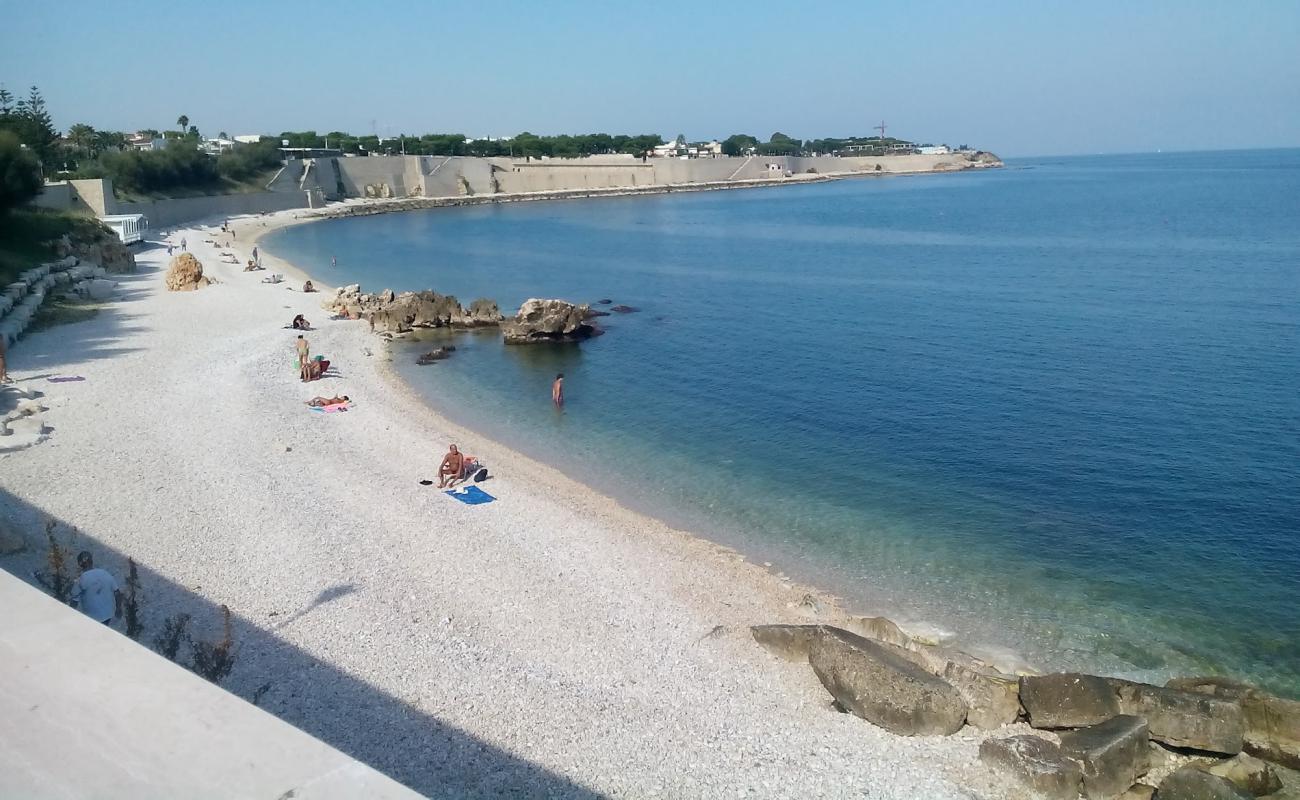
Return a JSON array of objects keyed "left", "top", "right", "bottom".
[{"left": 0, "top": 571, "right": 423, "bottom": 799}]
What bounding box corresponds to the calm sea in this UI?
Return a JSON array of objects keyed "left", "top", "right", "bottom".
[{"left": 265, "top": 150, "right": 1300, "bottom": 695}]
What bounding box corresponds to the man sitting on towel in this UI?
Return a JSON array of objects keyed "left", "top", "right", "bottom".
[{"left": 438, "top": 444, "right": 466, "bottom": 488}]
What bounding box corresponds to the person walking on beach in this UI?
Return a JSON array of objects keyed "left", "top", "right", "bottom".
[
  {"left": 296, "top": 334, "right": 311, "bottom": 380},
  {"left": 438, "top": 444, "right": 466, "bottom": 488},
  {"left": 252, "top": 246, "right": 260, "bottom": 268},
  {"left": 180, "top": 237, "right": 187, "bottom": 252},
  {"left": 166, "top": 243, "right": 174, "bottom": 257},
  {"left": 70, "top": 551, "right": 122, "bottom": 626},
  {"left": 552, "top": 373, "right": 564, "bottom": 407}
]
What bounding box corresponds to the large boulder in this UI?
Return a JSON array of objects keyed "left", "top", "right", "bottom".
[
  {"left": 750, "top": 624, "right": 825, "bottom": 662},
  {"left": 1021, "top": 673, "right": 1123, "bottom": 729},
  {"left": 463, "top": 298, "right": 503, "bottom": 327},
  {"left": 1059, "top": 715, "right": 1150, "bottom": 799},
  {"left": 502, "top": 298, "right": 597, "bottom": 344},
  {"left": 164, "top": 253, "right": 209, "bottom": 291},
  {"left": 1167, "top": 677, "right": 1300, "bottom": 768},
  {"left": 808, "top": 626, "right": 968, "bottom": 736},
  {"left": 1109, "top": 680, "right": 1244, "bottom": 754},
  {"left": 1154, "top": 767, "right": 1252, "bottom": 800},
  {"left": 979, "top": 735, "right": 1083, "bottom": 800},
  {"left": 754, "top": 621, "right": 1020, "bottom": 729},
  {"left": 921, "top": 647, "right": 1021, "bottom": 729},
  {"left": 1204, "top": 753, "right": 1282, "bottom": 797}
]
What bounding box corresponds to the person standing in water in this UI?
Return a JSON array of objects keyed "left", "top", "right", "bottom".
[
  {"left": 331, "top": 255, "right": 337, "bottom": 269},
  {"left": 552, "top": 373, "right": 564, "bottom": 407}
]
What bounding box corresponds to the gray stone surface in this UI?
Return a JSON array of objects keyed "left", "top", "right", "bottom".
[
  {"left": 1111, "top": 680, "right": 1244, "bottom": 754},
  {"left": 978, "top": 735, "right": 1083, "bottom": 800},
  {"left": 919, "top": 646, "right": 1022, "bottom": 729},
  {"left": 1205, "top": 753, "right": 1282, "bottom": 796},
  {"left": 808, "top": 626, "right": 968, "bottom": 736},
  {"left": 1022, "top": 672, "right": 1123, "bottom": 729},
  {"left": 1059, "top": 714, "right": 1150, "bottom": 799},
  {"left": 750, "top": 623, "right": 825, "bottom": 662},
  {"left": 1154, "top": 767, "right": 1253, "bottom": 799},
  {"left": 1168, "top": 677, "right": 1300, "bottom": 769}
]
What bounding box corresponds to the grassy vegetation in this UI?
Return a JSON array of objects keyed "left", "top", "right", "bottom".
[
  {"left": 27, "top": 298, "right": 103, "bottom": 332},
  {"left": 110, "top": 167, "right": 281, "bottom": 203},
  {"left": 0, "top": 207, "right": 100, "bottom": 285}
]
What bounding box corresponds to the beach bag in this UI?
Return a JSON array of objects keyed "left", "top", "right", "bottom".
[{"left": 473, "top": 468, "right": 488, "bottom": 482}]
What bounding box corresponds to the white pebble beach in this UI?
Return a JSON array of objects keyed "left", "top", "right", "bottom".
[{"left": 0, "top": 208, "right": 1020, "bottom": 799}]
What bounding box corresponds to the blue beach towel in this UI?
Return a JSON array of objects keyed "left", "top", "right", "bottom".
[{"left": 446, "top": 486, "right": 496, "bottom": 505}]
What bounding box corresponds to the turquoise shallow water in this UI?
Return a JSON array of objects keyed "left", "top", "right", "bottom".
[{"left": 265, "top": 150, "right": 1300, "bottom": 695}]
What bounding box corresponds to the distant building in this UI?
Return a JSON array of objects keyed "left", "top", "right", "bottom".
[
  {"left": 126, "top": 132, "right": 165, "bottom": 151},
  {"left": 201, "top": 138, "right": 237, "bottom": 155},
  {"left": 651, "top": 139, "right": 723, "bottom": 159},
  {"left": 233, "top": 134, "right": 264, "bottom": 144},
  {"left": 917, "top": 145, "right": 951, "bottom": 155}
]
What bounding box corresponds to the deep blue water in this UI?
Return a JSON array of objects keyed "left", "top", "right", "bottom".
[{"left": 265, "top": 150, "right": 1300, "bottom": 695}]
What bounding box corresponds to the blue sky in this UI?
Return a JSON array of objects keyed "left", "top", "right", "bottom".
[{"left": 2, "top": 0, "right": 1297, "bottom": 157}]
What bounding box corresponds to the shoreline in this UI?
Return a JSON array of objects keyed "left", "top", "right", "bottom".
[{"left": 0, "top": 207, "right": 1013, "bottom": 796}]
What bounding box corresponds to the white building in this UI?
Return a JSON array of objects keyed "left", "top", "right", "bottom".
[
  {"left": 233, "top": 134, "right": 264, "bottom": 144},
  {"left": 917, "top": 145, "right": 951, "bottom": 155}
]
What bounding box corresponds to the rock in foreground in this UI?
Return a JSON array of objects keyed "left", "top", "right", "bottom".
[
  {"left": 979, "top": 735, "right": 1083, "bottom": 800},
  {"left": 808, "top": 626, "right": 967, "bottom": 736},
  {"left": 502, "top": 298, "right": 597, "bottom": 344},
  {"left": 1058, "top": 714, "right": 1150, "bottom": 799},
  {"left": 1167, "top": 676, "right": 1300, "bottom": 768},
  {"left": 164, "top": 253, "right": 209, "bottom": 291},
  {"left": 1021, "top": 673, "right": 1123, "bottom": 729},
  {"left": 1154, "top": 766, "right": 1252, "bottom": 799}
]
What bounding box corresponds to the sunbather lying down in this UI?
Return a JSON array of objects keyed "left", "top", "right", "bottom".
[{"left": 306, "top": 395, "right": 349, "bottom": 407}]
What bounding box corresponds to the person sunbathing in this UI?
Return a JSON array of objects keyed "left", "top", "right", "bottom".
[
  {"left": 306, "top": 395, "right": 349, "bottom": 407},
  {"left": 438, "top": 444, "right": 466, "bottom": 488},
  {"left": 303, "top": 280, "right": 316, "bottom": 293},
  {"left": 291, "top": 314, "right": 311, "bottom": 330}
]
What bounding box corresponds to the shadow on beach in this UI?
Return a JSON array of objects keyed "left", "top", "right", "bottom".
[{"left": 0, "top": 487, "right": 607, "bottom": 799}]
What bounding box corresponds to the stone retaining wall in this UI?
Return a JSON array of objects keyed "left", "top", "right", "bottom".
[{"left": 0, "top": 257, "right": 113, "bottom": 347}]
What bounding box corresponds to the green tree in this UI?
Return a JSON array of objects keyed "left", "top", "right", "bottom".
[
  {"left": 0, "top": 130, "right": 43, "bottom": 214},
  {"left": 67, "top": 123, "right": 97, "bottom": 156},
  {"left": 0, "top": 86, "right": 58, "bottom": 170},
  {"left": 176, "top": 114, "right": 189, "bottom": 133},
  {"left": 721, "top": 134, "right": 758, "bottom": 156}
]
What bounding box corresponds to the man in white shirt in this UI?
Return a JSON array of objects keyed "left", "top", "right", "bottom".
[{"left": 70, "top": 551, "right": 122, "bottom": 625}]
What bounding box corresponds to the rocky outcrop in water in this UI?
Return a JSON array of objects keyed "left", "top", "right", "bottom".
[
  {"left": 501, "top": 298, "right": 597, "bottom": 344},
  {"left": 416, "top": 346, "right": 455, "bottom": 365},
  {"left": 323, "top": 285, "right": 503, "bottom": 336},
  {"left": 164, "top": 253, "right": 210, "bottom": 291}
]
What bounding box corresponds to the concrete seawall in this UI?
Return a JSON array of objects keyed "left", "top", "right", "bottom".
[{"left": 34, "top": 152, "right": 999, "bottom": 228}]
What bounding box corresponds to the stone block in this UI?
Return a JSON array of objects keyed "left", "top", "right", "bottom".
[
  {"left": 1165, "top": 677, "right": 1297, "bottom": 766},
  {"left": 1154, "top": 767, "right": 1252, "bottom": 799},
  {"left": 1059, "top": 714, "right": 1150, "bottom": 799},
  {"left": 1022, "top": 673, "right": 1122, "bottom": 729},
  {"left": 808, "top": 626, "right": 968, "bottom": 736},
  {"left": 750, "top": 624, "right": 825, "bottom": 662},
  {"left": 922, "top": 647, "right": 1022, "bottom": 729},
  {"left": 979, "top": 735, "right": 1083, "bottom": 800},
  {"left": 1110, "top": 680, "right": 1243, "bottom": 754},
  {"left": 1205, "top": 753, "right": 1281, "bottom": 796}
]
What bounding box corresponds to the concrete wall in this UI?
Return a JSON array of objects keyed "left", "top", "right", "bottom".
[
  {"left": 32, "top": 182, "right": 73, "bottom": 211},
  {"left": 114, "top": 191, "right": 311, "bottom": 229},
  {"left": 0, "top": 571, "right": 421, "bottom": 799}
]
